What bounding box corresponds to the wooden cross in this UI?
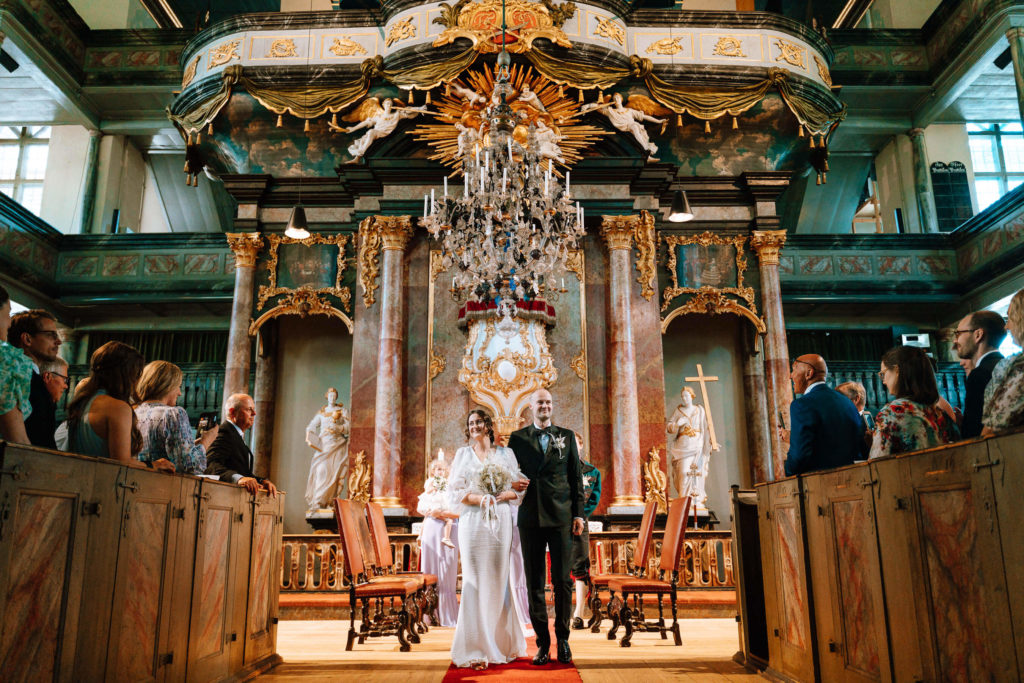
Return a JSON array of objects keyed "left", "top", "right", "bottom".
[{"left": 685, "top": 364, "right": 720, "bottom": 451}]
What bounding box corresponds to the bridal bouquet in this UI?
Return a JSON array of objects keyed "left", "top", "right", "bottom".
[
  {"left": 430, "top": 474, "right": 447, "bottom": 493},
  {"left": 475, "top": 461, "right": 513, "bottom": 537}
]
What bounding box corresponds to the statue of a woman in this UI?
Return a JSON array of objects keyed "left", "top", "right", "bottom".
[
  {"left": 666, "top": 386, "right": 712, "bottom": 509},
  {"left": 304, "top": 388, "right": 350, "bottom": 511}
]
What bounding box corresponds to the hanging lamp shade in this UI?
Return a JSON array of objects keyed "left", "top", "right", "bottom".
[
  {"left": 668, "top": 190, "right": 693, "bottom": 223},
  {"left": 284, "top": 205, "right": 311, "bottom": 239}
]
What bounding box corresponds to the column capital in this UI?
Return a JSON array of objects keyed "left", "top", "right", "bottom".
[
  {"left": 226, "top": 232, "right": 264, "bottom": 268},
  {"left": 750, "top": 230, "right": 787, "bottom": 266},
  {"left": 907, "top": 127, "right": 926, "bottom": 140},
  {"left": 361, "top": 215, "right": 414, "bottom": 251},
  {"left": 600, "top": 215, "right": 638, "bottom": 251}
]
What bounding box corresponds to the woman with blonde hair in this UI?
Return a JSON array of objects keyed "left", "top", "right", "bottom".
[
  {"left": 135, "top": 360, "right": 218, "bottom": 473},
  {"left": 982, "top": 290, "right": 1024, "bottom": 435}
]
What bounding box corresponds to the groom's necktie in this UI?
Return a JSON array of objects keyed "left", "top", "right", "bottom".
[{"left": 538, "top": 430, "right": 550, "bottom": 452}]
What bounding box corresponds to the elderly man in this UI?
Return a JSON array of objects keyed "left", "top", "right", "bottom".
[
  {"left": 953, "top": 310, "right": 1006, "bottom": 438},
  {"left": 783, "top": 354, "right": 867, "bottom": 476},
  {"left": 8, "top": 310, "right": 62, "bottom": 449},
  {"left": 205, "top": 393, "right": 278, "bottom": 496}
]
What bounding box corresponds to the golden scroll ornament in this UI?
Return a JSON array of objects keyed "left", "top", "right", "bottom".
[
  {"left": 208, "top": 39, "right": 241, "bottom": 69},
  {"left": 594, "top": 16, "right": 625, "bottom": 46},
  {"left": 642, "top": 447, "right": 668, "bottom": 515},
  {"left": 357, "top": 217, "right": 383, "bottom": 307},
  {"left": 329, "top": 36, "right": 368, "bottom": 57},
  {"left": 814, "top": 55, "right": 832, "bottom": 87},
  {"left": 265, "top": 38, "right": 298, "bottom": 58},
  {"left": 775, "top": 38, "right": 806, "bottom": 67},
  {"left": 348, "top": 451, "right": 372, "bottom": 503},
  {"left": 182, "top": 55, "right": 200, "bottom": 88},
  {"left": 646, "top": 37, "right": 684, "bottom": 56},
  {"left": 432, "top": 0, "right": 574, "bottom": 54},
  {"left": 386, "top": 17, "right": 417, "bottom": 47},
  {"left": 712, "top": 36, "right": 746, "bottom": 58}
]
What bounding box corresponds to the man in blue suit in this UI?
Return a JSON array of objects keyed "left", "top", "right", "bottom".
[{"left": 783, "top": 354, "right": 867, "bottom": 476}]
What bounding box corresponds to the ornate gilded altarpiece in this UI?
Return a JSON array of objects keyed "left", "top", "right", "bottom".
[
  {"left": 660, "top": 232, "right": 765, "bottom": 334},
  {"left": 249, "top": 233, "right": 354, "bottom": 336},
  {"left": 425, "top": 249, "right": 589, "bottom": 472}
]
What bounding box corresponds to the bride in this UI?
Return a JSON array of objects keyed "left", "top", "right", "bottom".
[{"left": 448, "top": 409, "right": 529, "bottom": 669}]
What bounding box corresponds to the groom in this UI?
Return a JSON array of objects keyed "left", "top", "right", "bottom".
[{"left": 509, "top": 388, "right": 586, "bottom": 665}]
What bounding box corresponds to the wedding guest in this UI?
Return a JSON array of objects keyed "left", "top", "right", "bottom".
[
  {"left": 0, "top": 285, "right": 32, "bottom": 445},
  {"left": 67, "top": 342, "right": 174, "bottom": 471},
  {"left": 870, "top": 346, "right": 959, "bottom": 458},
  {"left": 836, "top": 381, "right": 872, "bottom": 432},
  {"left": 135, "top": 360, "right": 218, "bottom": 474},
  {"left": 982, "top": 288, "right": 1024, "bottom": 435},
  {"left": 417, "top": 451, "right": 459, "bottom": 627},
  {"left": 783, "top": 354, "right": 867, "bottom": 475},
  {"left": 206, "top": 393, "right": 278, "bottom": 495},
  {"left": 953, "top": 310, "right": 1006, "bottom": 437},
  {"left": 570, "top": 431, "right": 601, "bottom": 630},
  {"left": 39, "top": 357, "right": 69, "bottom": 405},
  {"left": 8, "top": 309, "right": 61, "bottom": 448}
]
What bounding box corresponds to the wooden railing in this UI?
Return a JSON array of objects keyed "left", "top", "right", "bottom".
[{"left": 280, "top": 530, "right": 735, "bottom": 593}]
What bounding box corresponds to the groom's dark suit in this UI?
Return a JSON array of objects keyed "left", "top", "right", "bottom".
[{"left": 508, "top": 424, "right": 585, "bottom": 650}]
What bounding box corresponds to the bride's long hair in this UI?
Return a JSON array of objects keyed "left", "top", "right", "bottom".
[{"left": 464, "top": 408, "right": 495, "bottom": 445}]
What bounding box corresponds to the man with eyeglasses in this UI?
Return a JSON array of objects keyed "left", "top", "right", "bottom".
[
  {"left": 8, "top": 310, "right": 63, "bottom": 449},
  {"left": 40, "top": 357, "right": 69, "bottom": 404},
  {"left": 953, "top": 310, "right": 1006, "bottom": 438}
]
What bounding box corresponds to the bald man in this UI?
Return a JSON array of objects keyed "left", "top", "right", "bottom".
[{"left": 783, "top": 354, "right": 867, "bottom": 476}]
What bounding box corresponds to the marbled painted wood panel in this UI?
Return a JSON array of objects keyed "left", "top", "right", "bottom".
[
  {"left": 245, "top": 491, "right": 283, "bottom": 667},
  {"left": 0, "top": 446, "right": 97, "bottom": 683},
  {"left": 768, "top": 478, "right": 815, "bottom": 683},
  {"left": 803, "top": 467, "right": 889, "bottom": 683},
  {"left": 755, "top": 484, "right": 783, "bottom": 673},
  {"left": 905, "top": 442, "right": 1016, "bottom": 682},
  {"left": 987, "top": 430, "right": 1024, "bottom": 679}
]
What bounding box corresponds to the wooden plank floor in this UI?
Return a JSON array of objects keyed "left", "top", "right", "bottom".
[{"left": 261, "top": 619, "right": 761, "bottom": 682}]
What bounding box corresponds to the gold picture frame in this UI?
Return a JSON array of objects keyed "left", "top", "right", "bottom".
[{"left": 257, "top": 233, "right": 353, "bottom": 312}]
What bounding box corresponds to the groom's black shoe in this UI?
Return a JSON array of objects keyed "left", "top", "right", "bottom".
[
  {"left": 531, "top": 649, "right": 551, "bottom": 666},
  {"left": 557, "top": 640, "right": 572, "bottom": 664},
  {"left": 571, "top": 617, "right": 584, "bottom": 630}
]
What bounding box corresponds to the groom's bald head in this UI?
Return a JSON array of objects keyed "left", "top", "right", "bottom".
[{"left": 530, "top": 388, "right": 553, "bottom": 427}]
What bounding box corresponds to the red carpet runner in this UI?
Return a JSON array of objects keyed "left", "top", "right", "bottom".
[{"left": 441, "top": 621, "right": 582, "bottom": 682}]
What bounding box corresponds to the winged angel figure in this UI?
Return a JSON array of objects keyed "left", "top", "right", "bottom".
[
  {"left": 330, "top": 97, "right": 432, "bottom": 163},
  {"left": 581, "top": 93, "right": 670, "bottom": 159}
]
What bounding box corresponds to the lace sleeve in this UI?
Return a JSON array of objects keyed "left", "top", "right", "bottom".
[
  {"left": 501, "top": 447, "right": 526, "bottom": 506},
  {"left": 447, "top": 447, "right": 477, "bottom": 514}
]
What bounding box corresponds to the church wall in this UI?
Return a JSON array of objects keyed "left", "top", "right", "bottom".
[
  {"left": 138, "top": 163, "right": 172, "bottom": 233},
  {"left": 269, "top": 316, "right": 353, "bottom": 533},
  {"left": 90, "top": 135, "right": 147, "bottom": 234},
  {"left": 924, "top": 123, "right": 979, "bottom": 214},
  {"left": 875, "top": 135, "right": 920, "bottom": 233},
  {"left": 662, "top": 314, "right": 751, "bottom": 529},
  {"left": 39, "top": 125, "right": 91, "bottom": 234}
]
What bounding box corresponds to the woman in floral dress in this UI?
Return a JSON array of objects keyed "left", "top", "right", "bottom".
[
  {"left": 983, "top": 288, "right": 1024, "bottom": 434},
  {"left": 870, "top": 345, "right": 959, "bottom": 458},
  {"left": 0, "top": 285, "right": 32, "bottom": 445}
]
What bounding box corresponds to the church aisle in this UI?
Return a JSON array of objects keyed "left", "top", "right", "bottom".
[{"left": 260, "top": 619, "right": 758, "bottom": 682}]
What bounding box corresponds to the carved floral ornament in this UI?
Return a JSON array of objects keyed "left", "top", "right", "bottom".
[
  {"left": 713, "top": 36, "right": 745, "bottom": 58},
  {"left": 749, "top": 229, "right": 787, "bottom": 266},
  {"left": 226, "top": 232, "right": 264, "bottom": 268},
  {"left": 432, "top": 0, "right": 575, "bottom": 54},
  {"left": 646, "top": 37, "right": 684, "bottom": 56},
  {"left": 594, "top": 16, "right": 625, "bottom": 46},
  {"left": 386, "top": 17, "right": 417, "bottom": 48},
  {"left": 329, "top": 36, "right": 367, "bottom": 57},
  {"left": 357, "top": 216, "right": 413, "bottom": 308},
  {"left": 208, "top": 39, "right": 241, "bottom": 69},
  {"left": 265, "top": 38, "right": 298, "bottom": 58},
  {"left": 599, "top": 212, "right": 657, "bottom": 301}
]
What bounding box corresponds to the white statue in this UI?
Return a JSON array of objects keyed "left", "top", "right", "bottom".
[
  {"left": 455, "top": 121, "right": 480, "bottom": 158},
  {"left": 666, "top": 386, "right": 712, "bottom": 510},
  {"left": 304, "top": 388, "right": 351, "bottom": 511},
  {"left": 514, "top": 83, "right": 548, "bottom": 114},
  {"left": 582, "top": 92, "right": 667, "bottom": 157},
  {"left": 450, "top": 82, "right": 487, "bottom": 108},
  {"left": 331, "top": 97, "right": 432, "bottom": 163},
  {"left": 534, "top": 119, "right": 565, "bottom": 164}
]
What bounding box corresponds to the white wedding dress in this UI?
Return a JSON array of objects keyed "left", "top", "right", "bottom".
[{"left": 447, "top": 445, "right": 528, "bottom": 668}]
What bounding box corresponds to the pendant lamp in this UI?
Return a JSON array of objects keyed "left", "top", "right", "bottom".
[
  {"left": 285, "top": 204, "right": 310, "bottom": 239},
  {"left": 668, "top": 189, "right": 693, "bottom": 223}
]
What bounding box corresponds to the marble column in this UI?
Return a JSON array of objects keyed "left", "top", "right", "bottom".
[
  {"left": 907, "top": 128, "right": 939, "bottom": 233},
  {"left": 79, "top": 130, "right": 102, "bottom": 234},
  {"left": 368, "top": 216, "right": 414, "bottom": 514},
  {"left": 224, "top": 233, "right": 263, "bottom": 399},
  {"left": 741, "top": 329, "right": 772, "bottom": 483},
  {"left": 600, "top": 216, "right": 645, "bottom": 514},
  {"left": 750, "top": 230, "right": 790, "bottom": 480},
  {"left": 1007, "top": 28, "right": 1024, "bottom": 124},
  {"left": 251, "top": 321, "right": 277, "bottom": 480}
]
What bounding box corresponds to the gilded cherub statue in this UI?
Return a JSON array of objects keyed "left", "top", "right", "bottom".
[
  {"left": 581, "top": 93, "right": 669, "bottom": 159},
  {"left": 642, "top": 446, "right": 668, "bottom": 514},
  {"left": 331, "top": 97, "right": 432, "bottom": 163}
]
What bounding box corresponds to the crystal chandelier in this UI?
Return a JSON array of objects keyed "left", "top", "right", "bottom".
[{"left": 420, "top": 1, "right": 583, "bottom": 315}]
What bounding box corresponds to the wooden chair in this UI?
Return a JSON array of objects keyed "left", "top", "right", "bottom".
[
  {"left": 364, "top": 501, "right": 440, "bottom": 629},
  {"left": 589, "top": 500, "right": 658, "bottom": 636},
  {"left": 608, "top": 496, "right": 691, "bottom": 647},
  {"left": 333, "top": 498, "right": 420, "bottom": 652}
]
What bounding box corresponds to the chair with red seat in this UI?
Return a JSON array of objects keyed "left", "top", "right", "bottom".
[
  {"left": 588, "top": 499, "right": 658, "bottom": 636},
  {"left": 364, "top": 500, "right": 440, "bottom": 629},
  {"left": 608, "top": 496, "right": 691, "bottom": 647},
  {"left": 334, "top": 498, "right": 419, "bottom": 651}
]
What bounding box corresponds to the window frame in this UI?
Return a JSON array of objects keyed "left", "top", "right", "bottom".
[
  {"left": 0, "top": 126, "right": 50, "bottom": 215},
  {"left": 968, "top": 122, "right": 1024, "bottom": 211}
]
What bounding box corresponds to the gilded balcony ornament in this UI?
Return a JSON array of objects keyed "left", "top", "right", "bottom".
[
  {"left": 712, "top": 36, "right": 745, "bottom": 58},
  {"left": 208, "top": 39, "right": 241, "bottom": 69},
  {"left": 594, "top": 16, "right": 625, "bottom": 46},
  {"left": 265, "top": 38, "right": 298, "bottom": 58},
  {"left": 646, "top": 37, "right": 684, "bottom": 56},
  {"left": 182, "top": 55, "right": 200, "bottom": 88},
  {"left": 432, "top": 0, "right": 574, "bottom": 54},
  {"left": 775, "top": 38, "right": 806, "bottom": 68},
  {"left": 329, "top": 36, "right": 368, "bottom": 57},
  {"left": 386, "top": 17, "right": 417, "bottom": 47},
  {"left": 814, "top": 55, "right": 832, "bottom": 87}
]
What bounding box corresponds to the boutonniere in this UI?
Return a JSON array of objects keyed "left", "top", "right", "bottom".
[{"left": 551, "top": 434, "right": 567, "bottom": 458}]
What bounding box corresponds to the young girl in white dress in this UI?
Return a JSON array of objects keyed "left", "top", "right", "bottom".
[
  {"left": 448, "top": 409, "right": 529, "bottom": 670},
  {"left": 418, "top": 455, "right": 456, "bottom": 548}
]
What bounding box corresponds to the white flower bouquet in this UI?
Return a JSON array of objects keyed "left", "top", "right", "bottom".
[
  {"left": 474, "top": 460, "right": 514, "bottom": 537},
  {"left": 430, "top": 474, "right": 447, "bottom": 493}
]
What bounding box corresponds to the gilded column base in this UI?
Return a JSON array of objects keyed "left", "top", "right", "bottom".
[
  {"left": 608, "top": 495, "right": 646, "bottom": 515},
  {"left": 371, "top": 496, "right": 403, "bottom": 508}
]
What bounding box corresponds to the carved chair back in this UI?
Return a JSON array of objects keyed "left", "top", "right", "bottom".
[
  {"left": 658, "top": 497, "right": 692, "bottom": 578},
  {"left": 334, "top": 498, "right": 366, "bottom": 580},
  {"left": 365, "top": 501, "right": 396, "bottom": 571},
  {"left": 630, "top": 500, "right": 659, "bottom": 575}
]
